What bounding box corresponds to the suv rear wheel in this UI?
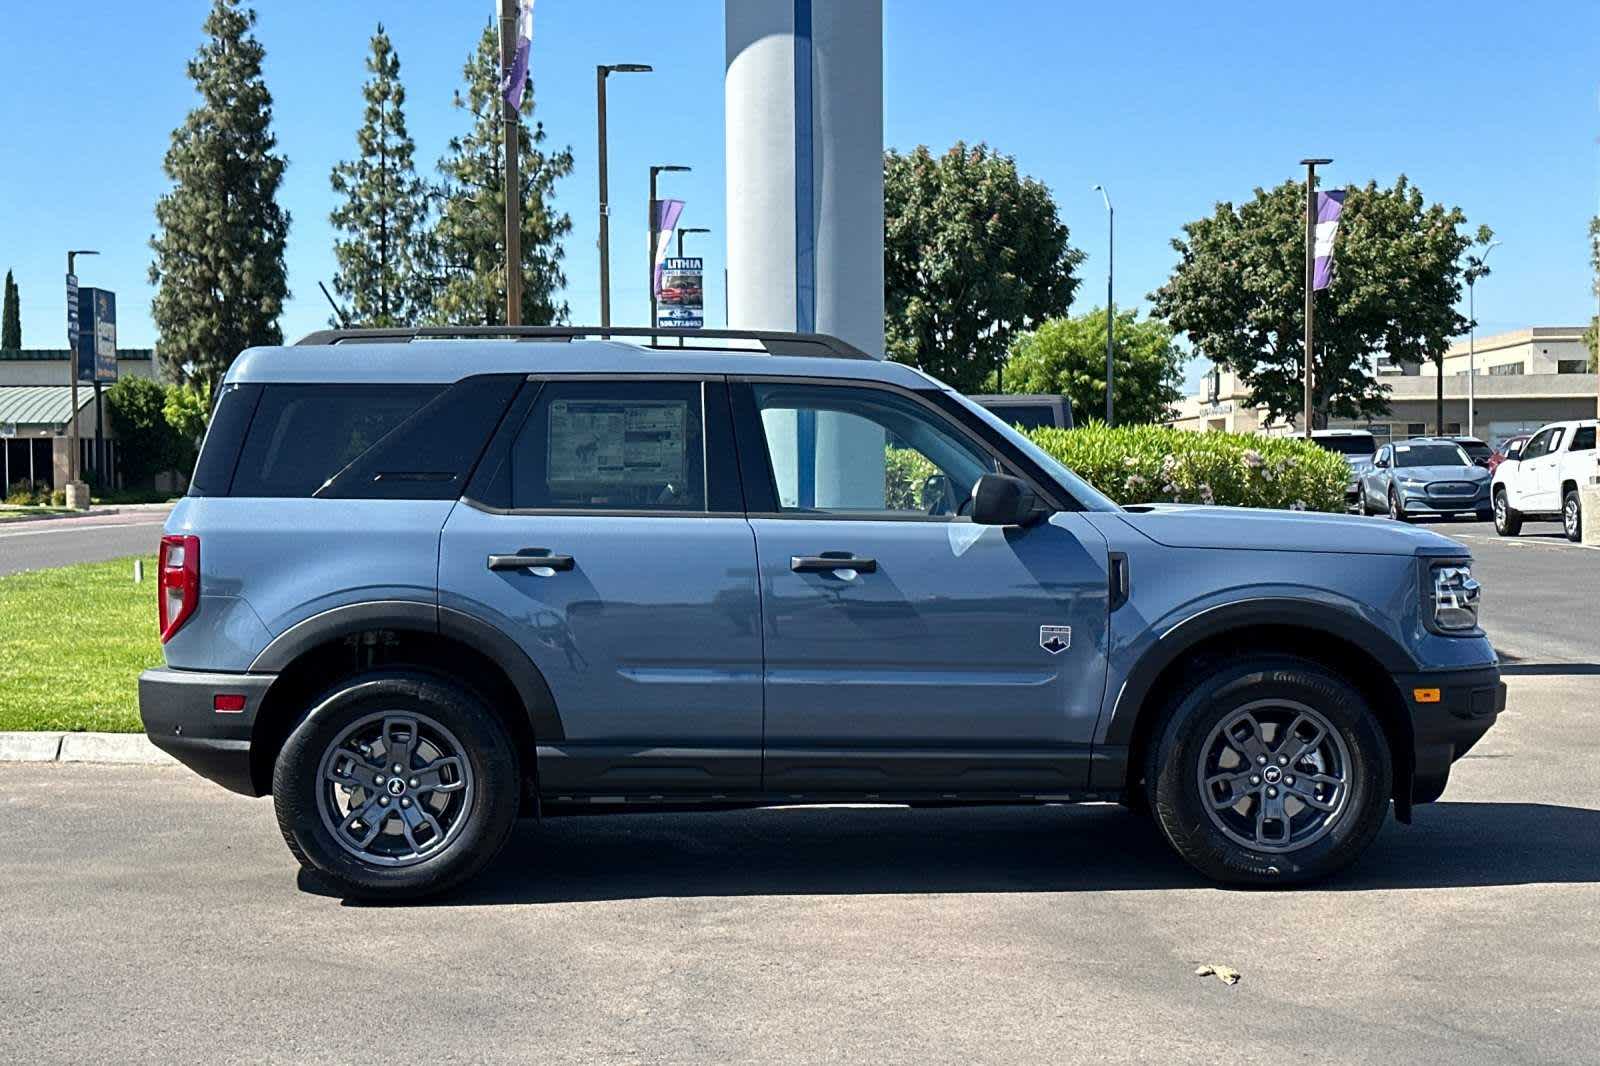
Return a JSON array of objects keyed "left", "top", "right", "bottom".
[
  {"left": 273, "top": 671, "right": 519, "bottom": 900},
  {"left": 1563, "top": 489, "right": 1582, "bottom": 543},
  {"left": 1145, "top": 656, "right": 1391, "bottom": 886}
]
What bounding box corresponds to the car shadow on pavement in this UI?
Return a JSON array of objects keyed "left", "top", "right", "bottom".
[
  {"left": 302, "top": 800, "right": 1600, "bottom": 906},
  {"left": 1500, "top": 662, "right": 1600, "bottom": 676}
]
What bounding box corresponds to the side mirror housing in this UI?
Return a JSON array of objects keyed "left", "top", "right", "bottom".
[{"left": 970, "top": 473, "right": 1039, "bottom": 526}]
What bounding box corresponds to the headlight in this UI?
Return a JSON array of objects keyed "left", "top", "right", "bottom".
[{"left": 1432, "top": 564, "right": 1480, "bottom": 631}]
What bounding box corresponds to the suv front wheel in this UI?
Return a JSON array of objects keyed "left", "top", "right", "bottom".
[
  {"left": 1145, "top": 657, "right": 1391, "bottom": 886},
  {"left": 273, "top": 671, "right": 520, "bottom": 900}
]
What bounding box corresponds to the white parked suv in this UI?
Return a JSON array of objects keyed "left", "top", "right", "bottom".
[{"left": 1490, "top": 419, "right": 1597, "bottom": 541}]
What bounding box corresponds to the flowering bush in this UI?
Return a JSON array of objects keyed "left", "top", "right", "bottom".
[{"left": 1024, "top": 424, "right": 1349, "bottom": 513}]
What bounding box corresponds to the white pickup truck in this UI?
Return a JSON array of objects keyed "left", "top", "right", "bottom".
[{"left": 1491, "top": 418, "right": 1597, "bottom": 541}]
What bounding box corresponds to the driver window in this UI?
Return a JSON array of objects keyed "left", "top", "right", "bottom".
[
  {"left": 751, "top": 383, "right": 998, "bottom": 518},
  {"left": 1523, "top": 431, "right": 1551, "bottom": 461}
]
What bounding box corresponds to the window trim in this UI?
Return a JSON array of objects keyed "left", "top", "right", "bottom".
[
  {"left": 460, "top": 374, "right": 741, "bottom": 519},
  {"left": 728, "top": 375, "right": 1068, "bottom": 522}
]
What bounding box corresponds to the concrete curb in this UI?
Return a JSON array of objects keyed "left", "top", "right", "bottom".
[
  {"left": 0, "top": 732, "right": 175, "bottom": 766},
  {"left": 0, "top": 508, "right": 122, "bottom": 525}
]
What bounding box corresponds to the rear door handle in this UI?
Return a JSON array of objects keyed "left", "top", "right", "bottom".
[
  {"left": 791, "top": 554, "right": 877, "bottom": 574},
  {"left": 487, "top": 550, "right": 575, "bottom": 572}
]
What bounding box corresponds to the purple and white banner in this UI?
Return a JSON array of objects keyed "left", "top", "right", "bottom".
[
  {"left": 1312, "top": 189, "right": 1347, "bottom": 291},
  {"left": 501, "top": 0, "right": 535, "bottom": 110},
  {"left": 653, "top": 198, "right": 685, "bottom": 295}
]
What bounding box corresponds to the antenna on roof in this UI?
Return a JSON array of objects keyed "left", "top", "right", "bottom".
[{"left": 317, "top": 281, "right": 351, "bottom": 330}]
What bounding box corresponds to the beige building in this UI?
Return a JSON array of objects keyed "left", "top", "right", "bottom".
[
  {"left": 0, "top": 348, "right": 159, "bottom": 491},
  {"left": 1170, "top": 326, "right": 1598, "bottom": 448}
]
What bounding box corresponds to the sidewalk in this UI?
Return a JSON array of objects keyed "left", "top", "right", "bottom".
[{"left": 0, "top": 732, "right": 174, "bottom": 766}]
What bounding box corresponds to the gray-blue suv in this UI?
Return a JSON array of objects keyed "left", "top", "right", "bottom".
[{"left": 139, "top": 326, "right": 1505, "bottom": 899}]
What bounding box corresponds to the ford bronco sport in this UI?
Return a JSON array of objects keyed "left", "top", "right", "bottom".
[{"left": 140, "top": 326, "right": 1505, "bottom": 899}]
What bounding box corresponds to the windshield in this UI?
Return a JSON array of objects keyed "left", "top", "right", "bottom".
[
  {"left": 1455, "top": 440, "right": 1492, "bottom": 460},
  {"left": 949, "top": 392, "right": 1120, "bottom": 511},
  {"left": 1393, "top": 442, "right": 1470, "bottom": 467},
  {"left": 982, "top": 404, "right": 1057, "bottom": 430},
  {"left": 1312, "top": 435, "right": 1375, "bottom": 456}
]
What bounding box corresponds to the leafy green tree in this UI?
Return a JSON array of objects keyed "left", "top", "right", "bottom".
[
  {"left": 885, "top": 143, "right": 1083, "bottom": 393},
  {"left": 106, "top": 378, "right": 185, "bottom": 485},
  {"left": 1, "top": 270, "right": 19, "bottom": 348},
  {"left": 1152, "top": 177, "right": 1477, "bottom": 429},
  {"left": 999, "top": 309, "right": 1185, "bottom": 425},
  {"left": 329, "top": 26, "right": 432, "bottom": 327},
  {"left": 149, "top": 0, "right": 289, "bottom": 395},
  {"left": 429, "top": 22, "right": 574, "bottom": 326}
]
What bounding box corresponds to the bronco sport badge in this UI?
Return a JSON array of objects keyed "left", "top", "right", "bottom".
[{"left": 1039, "top": 625, "right": 1071, "bottom": 654}]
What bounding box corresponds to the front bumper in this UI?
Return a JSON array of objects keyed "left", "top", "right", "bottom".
[
  {"left": 139, "top": 667, "right": 276, "bottom": 796},
  {"left": 1395, "top": 663, "right": 1505, "bottom": 805}
]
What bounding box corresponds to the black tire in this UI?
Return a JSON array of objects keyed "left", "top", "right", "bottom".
[
  {"left": 273, "top": 671, "right": 520, "bottom": 900},
  {"left": 1144, "top": 656, "right": 1391, "bottom": 886},
  {"left": 1359, "top": 491, "right": 1374, "bottom": 517},
  {"left": 1387, "top": 488, "right": 1409, "bottom": 523},
  {"left": 1563, "top": 489, "right": 1582, "bottom": 543},
  {"left": 1493, "top": 488, "right": 1523, "bottom": 536}
]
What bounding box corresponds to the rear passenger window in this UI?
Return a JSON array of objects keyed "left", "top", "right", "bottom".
[
  {"left": 231, "top": 385, "right": 439, "bottom": 497},
  {"left": 1571, "top": 426, "right": 1595, "bottom": 451},
  {"left": 509, "top": 381, "right": 706, "bottom": 512}
]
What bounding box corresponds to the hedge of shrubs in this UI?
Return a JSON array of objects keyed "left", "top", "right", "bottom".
[
  {"left": 1025, "top": 423, "right": 1349, "bottom": 513},
  {"left": 885, "top": 424, "right": 1348, "bottom": 514}
]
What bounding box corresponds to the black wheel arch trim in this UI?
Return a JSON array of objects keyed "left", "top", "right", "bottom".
[
  {"left": 1101, "top": 596, "right": 1418, "bottom": 749},
  {"left": 248, "top": 599, "right": 564, "bottom": 742}
]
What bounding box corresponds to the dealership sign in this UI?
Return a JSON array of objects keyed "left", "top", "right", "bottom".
[
  {"left": 75, "top": 287, "right": 117, "bottom": 383},
  {"left": 655, "top": 257, "right": 704, "bottom": 329}
]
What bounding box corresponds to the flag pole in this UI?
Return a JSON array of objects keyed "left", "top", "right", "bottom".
[
  {"left": 1300, "top": 157, "right": 1331, "bottom": 437},
  {"left": 498, "top": 0, "right": 524, "bottom": 326}
]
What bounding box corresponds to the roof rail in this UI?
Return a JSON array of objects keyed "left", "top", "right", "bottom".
[{"left": 293, "top": 325, "right": 875, "bottom": 360}]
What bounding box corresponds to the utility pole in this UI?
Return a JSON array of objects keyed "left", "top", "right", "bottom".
[
  {"left": 596, "top": 63, "right": 651, "bottom": 330},
  {"left": 498, "top": 0, "right": 523, "bottom": 325},
  {"left": 1300, "top": 158, "right": 1332, "bottom": 438},
  {"left": 64, "top": 249, "right": 98, "bottom": 509},
  {"left": 1093, "top": 185, "right": 1114, "bottom": 425},
  {"left": 1466, "top": 240, "right": 1501, "bottom": 439}
]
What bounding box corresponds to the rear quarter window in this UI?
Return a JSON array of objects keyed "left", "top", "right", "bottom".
[{"left": 230, "top": 384, "right": 440, "bottom": 497}]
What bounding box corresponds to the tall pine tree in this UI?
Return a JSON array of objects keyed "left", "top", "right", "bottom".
[
  {"left": 149, "top": 0, "right": 289, "bottom": 392},
  {"left": 429, "top": 22, "right": 573, "bottom": 326},
  {"left": 329, "top": 25, "right": 432, "bottom": 327},
  {"left": 1, "top": 271, "right": 19, "bottom": 349}
]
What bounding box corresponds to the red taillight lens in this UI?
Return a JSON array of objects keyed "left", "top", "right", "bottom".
[{"left": 158, "top": 534, "right": 200, "bottom": 643}]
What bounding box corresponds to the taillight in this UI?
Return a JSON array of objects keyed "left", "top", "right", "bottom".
[{"left": 158, "top": 535, "right": 200, "bottom": 643}]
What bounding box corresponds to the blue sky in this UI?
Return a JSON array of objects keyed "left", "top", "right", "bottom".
[{"left": 1, "top": 0, "right": 1596, "bottom": 384}]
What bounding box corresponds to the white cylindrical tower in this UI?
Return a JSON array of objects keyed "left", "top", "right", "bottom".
[
  {"left": 726, "top": 0, "right": 886, "bottom": 509},
  {"left": 725, "top": 0, "right": 884, "bottom": 356}
]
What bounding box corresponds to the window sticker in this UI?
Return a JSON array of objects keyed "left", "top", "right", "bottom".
[{"left": 547, "top": 400, "right": 688, "bottom": 487}]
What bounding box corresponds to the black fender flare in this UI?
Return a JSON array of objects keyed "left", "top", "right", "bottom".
[
  {"left": 1102, "top": 596, "right": 1418, "bottom": 749},
  {"left": 248, "top": 599, "right": 564, "bottom": 741}
]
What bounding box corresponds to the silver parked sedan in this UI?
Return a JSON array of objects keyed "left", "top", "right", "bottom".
[{"left": 1359, "top": 438, "right": 1494, "bottom": 522}]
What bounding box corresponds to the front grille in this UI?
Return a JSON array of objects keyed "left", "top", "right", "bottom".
[{"left": 1429, "top": 482, "right": 1477, "bottom": 498}]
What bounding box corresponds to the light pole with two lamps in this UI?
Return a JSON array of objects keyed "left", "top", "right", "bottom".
[{"left": 649, "top": 164, "right": 691, "bottom": 330}]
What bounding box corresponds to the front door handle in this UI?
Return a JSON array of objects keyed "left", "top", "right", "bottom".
[
  {"left": 791, "top": 554, "right": 877, "bottom": 574},
  {"left": 487, "top": 550, "right": 575, "bottom": 572}
]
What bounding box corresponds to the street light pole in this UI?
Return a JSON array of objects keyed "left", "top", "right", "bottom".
[
  {"left": 596, "top": 63, "right": 651, "bottom": 330},
  {"left": 497, "top": 0, "right": 523, "bottom": 326},
  {"left": 1466, "top": 240, "right": 1501, "bottom": 439},
  {"left": 1093, "top": 185, "right": 1114, "bottom": 426},
  {"left": 648, "top": 164, "right": 690, "bottom": 331},
  {"left": 65, "top": 249, "right": 98, "bottom": 504},
  {"left": 1300, "top": 158, "right": 1332, "bottom": 438},
  {"left": 677, "top": 226, "right": 710, "bottom": 258}
]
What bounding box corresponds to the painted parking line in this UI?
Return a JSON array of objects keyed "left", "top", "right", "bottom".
[{"left": 1451, "top": 532, "right": 1600, "bottom": 552}]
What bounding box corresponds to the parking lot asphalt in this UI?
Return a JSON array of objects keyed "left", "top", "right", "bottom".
[
  {"left": 1, "top": 515, "right": 1596, "bottom": 1064},
  {"left": 0, "top": 508, "right": 170, "bottom": 576}
]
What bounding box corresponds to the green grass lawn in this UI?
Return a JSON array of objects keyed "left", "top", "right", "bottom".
[
  {"left": 0, "top": 556, "right": 161, "bottom": 732},
  {"left": 0, "top": 507, "right": 69, "bottom": 522}
]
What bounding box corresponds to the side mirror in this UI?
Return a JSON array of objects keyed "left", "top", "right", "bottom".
[{"left": 970, "top": 473, "right": 1039, "bottom": 526}]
